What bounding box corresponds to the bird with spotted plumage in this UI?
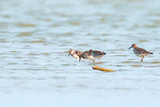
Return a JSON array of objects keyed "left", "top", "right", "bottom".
[
  {"left": 79, "top": 50, "right": 94, "bottom": 63},
  {"left": 68, "top": 48, "right": 83, "bottom": 61},
  {"left": 79, "top": 49, "right": 106, "bottom": 64},
  {"left": 129, "top": 44, "right": 153, "bottom": 62}
]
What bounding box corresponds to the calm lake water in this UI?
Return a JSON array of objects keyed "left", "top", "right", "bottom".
[{"left": 0, "top": 0, "right": 160, "bottom": 106}]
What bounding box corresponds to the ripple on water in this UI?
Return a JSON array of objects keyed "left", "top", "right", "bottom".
[
  {"left": 115, "top": 55, "right": 128, "bottom": 57},
  {"left": 55, "top": 85, "right": 66, "bottom": 88},
  {"left": 17, "top": 23, "right": 36, "bottom": 27},
  {"left": 0, "top": 22, "right": 8, "bottom": 27},
  {"left": 69, "top": 22, "right": 80, "bottom": 26},
  {"left": 42, "top": 53, "right": 50, "bottom": 56},
  {"left": 10, "top": 51, "right": 21, "bottom": 53},
  {"left": 61, "top": 64, "right": 71, "bottom": 66},
  {"left": 76, "top": 84, "right": 88, "bottom": 88},
  {"left": 77, "top": 44, "right": 89, "bottom": 46},
  {"left": 16, "top": 32, "right": 32, "bottom": 37},
  {"left": 57, "top": 32, "right": 74, "bottom": 37},
  {"left": 8, "top": 63, "right": 18, "bottom": 65},
  {"left": 144, "top": 24, "right": 158, "bottom": 28},
  {"left": 50, "top": 24, "right": 60, "bottom": 27},
  {"left": 150, "top": 61, "right": 160, "bottom": 64},
  {"left": 28, "top": 53, "right": 39, "bottom": 56},
  {"left": 0, "top": 53, "right": 6, "bottom": 54},
  {"left": 144, "top": 66, "right": 160, "bottom": 68},
  {"left": 43, "top": 18, "right": 52, "bottom": 22},
  {"left": 121, "top": 61, "right": 138, "bottom": 63},
  {"left": 100, "top": 17, "right": 106, "bottom": 23},
  {"left": 130, "top": 65, "right": 143, "bottom": 67},
  {"left": 102, "top": 40, "right": 108, "bottom": 42},
  {"left": 27, "top": 40, "right": 46, "bottom": 43},
  {"left": 0, "top": 39, "right": 9, "bottom": 43},
  {"left": 153, "top": 20, "right": 160, "bottom": 24},
  {"left": 139, "top": 40, "right": 148, "bottom": 42},
  {"left": 51, "top": 76, "right": 67, "bottom": 79},
  {"left": 92, "top": 38, "right": 101, "bottom": 41}
]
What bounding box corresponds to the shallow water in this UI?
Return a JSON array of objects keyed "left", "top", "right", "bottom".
[{"left": 0, "top": 0, "right": 160, "bottom": 106}]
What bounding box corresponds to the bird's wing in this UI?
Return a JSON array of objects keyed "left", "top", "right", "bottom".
[
  {"left": 136, "top": 48, "right": 151, "bottom": 54},
  {"left": 75, "top": 50, "right": 82, "bottom": 56}
]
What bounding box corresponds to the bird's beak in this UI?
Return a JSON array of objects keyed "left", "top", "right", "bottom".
[{"left": 128, "top": 46, "right": 132, "bottom": 50}]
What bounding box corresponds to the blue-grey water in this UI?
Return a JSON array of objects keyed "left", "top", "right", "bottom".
[{"left": 0, "top": 0, "right": 160, "bottom": 106}]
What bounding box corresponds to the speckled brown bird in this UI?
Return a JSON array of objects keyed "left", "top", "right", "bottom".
[
  {"left": 89, "top": 49, "right": 106, "bottom": 63},
  {"left": 79, "top": 50, "right": 94, "bottom": 63},
  {"left": 68, "top": 48, "right": 83, "bottom": 61},
  {"left": 129, "top": 44, "right": 153, "bottom": 62},
  {"left": 79, "top": 49, "right": 106, "bottom": 64}
]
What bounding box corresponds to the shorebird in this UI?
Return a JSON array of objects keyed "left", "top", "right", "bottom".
[
  {"left": 68, "top": 48, "right": 82, "bottom": 61},
  {"left": 79, "top": 49, "right": 106, "bottom": 64},
  {"left": 89, "top": 49, "right": 106, "bottom": 63},
  {"left": 79, "top": 50, "right": 94, "bottom": 63},
  {"left": 129, "top": 44, "right": 153, "bottom": 62}
]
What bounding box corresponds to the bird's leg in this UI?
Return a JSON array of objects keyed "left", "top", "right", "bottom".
[
  {"left": 141, "top": 56, "right": 144, "bottom": 62},
  {"left": 93, "top": 60, "right": 96, "bottom": 65},
  {"left": 91, "top": 58, "right": 95, "bottom": 65}
]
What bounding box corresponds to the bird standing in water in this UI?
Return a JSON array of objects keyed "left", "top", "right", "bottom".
[
  {"left": 79, "top": 49, "right": 106, "bottom": 64},
  {"left": 79, "top": 50, "right": 94, "bottom": 63},
  {"left": 89, "top": 49, "right": 106, "bottom": 63},
  {"left": 129, "top": 44, "right": 153, "bottom": 62}
]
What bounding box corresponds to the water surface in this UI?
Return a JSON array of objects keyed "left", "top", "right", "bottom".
[{"left": 0, "top": 0, "right": 160, "bottom": 106}]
